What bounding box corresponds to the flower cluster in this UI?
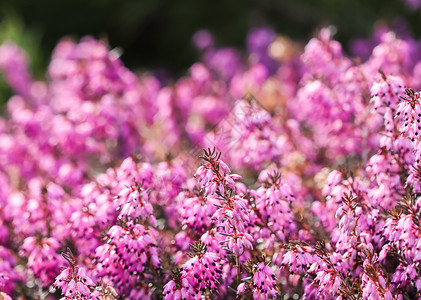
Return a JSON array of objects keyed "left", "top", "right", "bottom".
[
  {"left": 19, "top": 236, "right": 63, "bottom": 286},
  {"left": 95, "top": 175, "right": 160, "bottom": 297},
  {"left": 3, "top": 21, "right": 421, "bottom": 300},
  {"left": 95, "top": 222, "right": 160, "bottom": 295},
  {"left": 237, "top": 258, "right": 279, "bottom": 299},
  {"left": 163, "top": 241, "right": 222, "bottom": 299},
  {"left": 53, "top": 249, "right": 99, "bottom": 299}
]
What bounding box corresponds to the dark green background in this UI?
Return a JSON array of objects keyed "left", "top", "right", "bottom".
[{"left": 0, "top": 0, "right": 419, "bottom": 78}]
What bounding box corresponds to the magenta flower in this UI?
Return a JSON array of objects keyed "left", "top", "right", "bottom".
[
  {"left": 95, "top": 222, "right": 160, "bottom": 295},
  {"left": 54, "top": 249, "right": 97, "bottom": 299},
  {"left": 3, "top": 23, "right": 421, "bottom": 299},
  {"left": 163, "top": 241, "right": 222, "bottom": 298},
  {"left": 115, "top": 182, "right": 156, "bottom": 226},
  {"left": 238, "top": 259, "right": 279, "bottom": 299},
  {"left": 19, "top": 236, "right": 63, "bottom": 286}
]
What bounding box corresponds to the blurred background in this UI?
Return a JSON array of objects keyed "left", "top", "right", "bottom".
[{"left": 0, "top": 0, "right": 419, "bottom": 91}]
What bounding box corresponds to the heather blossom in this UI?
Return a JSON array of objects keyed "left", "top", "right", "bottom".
[
  {"left": 195, "top": 149, "right": 253, "bottom": 257},
  {"left": 370, "top": 72, "right": 405, "bottom": 140},
  {"left": 237, "top": 259, "right": 279, "bottom": 299},
  {"left": 3, "top": 24, "right": 421, "bottom": 299},
  {"left": 95, "top": 219, "right": 160, "bottom": 296},
  {"left": 95, "top": 221, "right": 160, "bottom": 296},
  {"left": 115, "top": 181, "right": 156, "bottom": 226},
  {"left": 0, "top": 246, "right": 20, "bottom": 295},
  {"left": 53, "top": 249, "right": 99, "bottom": 299},
  {"left": 176, "top": 188, "right": 218, "bottom": 234},
  {"left": 19, "top": 236, "right": 63, "bottom": 286},
  {"left": 163, "top": 241, "right": 222, "bottom": 299}
]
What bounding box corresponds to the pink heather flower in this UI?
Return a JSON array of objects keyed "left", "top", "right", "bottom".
[
  {"left": 251, "top": 262, "right": 278, "bottom": 298},
  {"left": 202, "top": 47, "right": 242, "bottom": 81},
  {"left": 219, "top": 231, "right": 253, "bottom": 255},
  {"left": 212, "top": 195, "right": 249, "bottom": 232},
  {"left": 19, "top": 236, "right": 63, "bottom": 286},
  {"left": 237, "top": 282, "right": 246, "bottom": 294},
  {"left": 54, "top": 251, "right": 97, "bottom": 299},
  {"left": 395, "top": 88, "right": 421, "bottom": 139},
  {"left": 0, "top": 42, "right": 33, "bottom": 97},
  {"left": 314, "top": 270, "right": 342, "bottom": 295},
  {"left": 292, "top": 75, "right": 363, "bottom": 163},
  {"left": 214, "top": 98, "right": 282, "bottom": 170},
  {"left": 115, "top": 182, "right": 156, "bottom": 226},
  {"left": 361, "top": 255, "right": 393, "bottom": 300},
  {"left": 194, "top": 165, "right": 213, "bottom": 186},
  {"left": 366, "top": 153, "right": 403, "bottom": 209},
  {"left": 182, "top": 251, "right": 222, "bottom": 290},
  {"left": 193, "top": 30, "right": 214, "bottom": 50},
  {"left": 237, "top": 261, "right": 279, "bottom": 299},
  {"left": 163, "top": 272, "right": 195, "bottom": 300},
  {"left": 153, "top": 159, "right": 187, "bottom": 209},
  {"left": 406, "top": 166, "right": 421, "bottom": 193},
  {"left": 194, "top": 155, "right": 240, "bottom": 197},
  {"left": 403, "top": 0, "right": 421, "bottom": 10},
  {"left": 0, "top": 292, "right": 12, "bottom": 300},
  {"left": 95, "top": 222, "right": 160, "bottom": 295},
  {"left": 0, "top": 246, "right": 20, "bottom": 295},
  {"left": 322, "top": 170, "right": 342, "bottom": 197},
  {"left": 250, "top": 170, "right": 297, "bottom": 246},
  {"left": 362, "top": 30, "right": 415, "bottom": 77},
  {"left": 6, "top": 23, "right": 421, "bottom": 299},
  {"left": 383, "top": 214, "right": 420, "bottom": 250},
  {"left": 163, "top": 241, "right": 222, "bottom": 298},
  {"left": 281, "top": 244, "right": 318, "bottom": 274},
  {"left": 370, "top": 73, "right": 405, "bottom": 134},
  {"left": 302, "top": 28, "right": 351, "bottom": 83},
  {"left": 177, "top": 190, "right": 218, "bottom": 234},
  {"left": 200, "top": 229, "right": 226, "bottom": 258}
]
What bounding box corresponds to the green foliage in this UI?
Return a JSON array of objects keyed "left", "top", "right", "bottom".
[{"left": 0, "top": 11, "right": 44, "bottom": 107}]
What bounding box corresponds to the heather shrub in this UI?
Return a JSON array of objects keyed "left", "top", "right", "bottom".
[{"left": 1, "top": 26, "right": 421, "bottom": 299}]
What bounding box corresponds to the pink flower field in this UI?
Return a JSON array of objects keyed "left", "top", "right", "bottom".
[{"left": 1, "top": 26, "right": 421, "bottom": 299}]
